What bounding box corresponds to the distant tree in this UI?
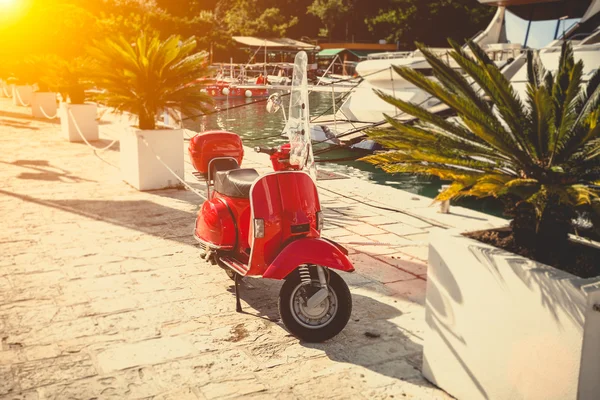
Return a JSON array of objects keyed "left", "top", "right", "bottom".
[
  {"left": 307, "top": 0, "right": 351, "bottom": 41},
  {"left": 155, "top": 0, "right": 210, "bottom": 16},
  {"left": 222, "top": 0, "right": 298, "bottom": 37},
  {"left": 366, "top": 0, "right": 495, "bottom": 48}
]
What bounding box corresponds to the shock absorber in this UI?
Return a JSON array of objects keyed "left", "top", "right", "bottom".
[{"left": 298, "top": 265, "right": 311, "bottom": 284}]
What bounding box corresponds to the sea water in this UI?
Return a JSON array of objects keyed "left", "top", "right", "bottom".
[{"left": 185, "top": 91, "right": 503, "bottom": 217}]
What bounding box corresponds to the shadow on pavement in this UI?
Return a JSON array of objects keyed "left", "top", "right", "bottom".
[
  {"left": 0, "top": 118, "right": 40, "bottom": 130},
  {"left": 0, "top": 160, "right": 96, "bottom": 183},
  {"left": 0, "top": 109, "right": 60, "bottom": 124},
  {"left": 231, "top": 275, "right": 436, "bottom": 392},
  {"left": 0, "top": 189, "right": 198, "bottom": 247}
]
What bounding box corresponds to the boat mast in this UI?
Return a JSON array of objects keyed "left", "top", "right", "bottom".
[{"left": 264, "top": 40, "right": 267, "bottom": 80}]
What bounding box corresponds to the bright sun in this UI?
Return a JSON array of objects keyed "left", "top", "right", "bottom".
[{"left": 0, "top": 0, "right": 17, "bottom": 8}]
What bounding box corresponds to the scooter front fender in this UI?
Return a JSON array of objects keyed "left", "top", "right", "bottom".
[{"left": 262, "top": 238, "right": 354, "bottom": 280}]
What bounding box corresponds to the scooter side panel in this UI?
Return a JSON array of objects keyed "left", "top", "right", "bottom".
[
  {"left": 247, "top": 174, "right": 284, "bottom": 275},
  {"left": 262, "top": 238, "right": 355, "bottom": 280},
  {"left": 277, "top": 173, "right": 320, "bottom": 241},
  {"left": 194, "top": 198, "right": 236, "bottom": 249},
  {"left": 248, "top": 172, "right": 322, "bottom": 276}
]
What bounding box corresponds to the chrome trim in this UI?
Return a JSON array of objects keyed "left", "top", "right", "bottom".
[
  {"left": 194, "top": 233, "right": 234, "bottom": 250},
  {"left": 220, "top": 257, "right": 249, "bottom": 275}
]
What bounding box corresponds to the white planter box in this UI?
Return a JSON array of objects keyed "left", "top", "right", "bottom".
[
  {"left": 120, "top": 127, "right": 184, "bottom": 191},
  {"left": 31, "top": 92, "right": 58, "bottom": 119},
  {"left": 12, "top": 85, "right": 33, "bottom": 106},
  {"left": 423, "top": 229, "right": 600, "bottom": 400},
  {"left": 60, "top": 103, "right": 98, "bottom": 142}
]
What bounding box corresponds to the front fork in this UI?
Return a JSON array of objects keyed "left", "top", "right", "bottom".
[{"left": 306, "top": 266, "right": 330, "bottom": 309}]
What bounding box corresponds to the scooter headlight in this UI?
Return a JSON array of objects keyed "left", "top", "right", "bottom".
[
  {"left": 316, "top": 211, "right": 324, "bottom": 231},
  {"left": 254, "top": 218, "right": 265, "bottom": 238}
]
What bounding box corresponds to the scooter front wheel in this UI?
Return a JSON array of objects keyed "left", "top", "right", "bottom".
[{"left": 278, "top": 268, "right": 352, "bottom": 342}]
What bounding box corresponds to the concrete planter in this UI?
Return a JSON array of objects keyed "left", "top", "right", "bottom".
[
  {"left": 31, "top": 92, "right": 58, "bottom": 119},
  {"left": 423, "top": 229, "right": 600, "bottom": 400},
  {"left": 120, "top": 127, "right": 184, "bottom": 191},
  {"left": 12, "top": 85, "right": 33, "bottom": 106},
  {"left": 60, "top": 103, "right": 98, "bottom": 142}
]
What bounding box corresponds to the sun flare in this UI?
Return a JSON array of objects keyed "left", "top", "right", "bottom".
[{"left": 0, "top": 0, "right": 17, "bottom": 8}]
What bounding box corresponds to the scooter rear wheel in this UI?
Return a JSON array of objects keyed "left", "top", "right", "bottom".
[{"left": 278, "top": 268, "right": 352, "bottom": 342}]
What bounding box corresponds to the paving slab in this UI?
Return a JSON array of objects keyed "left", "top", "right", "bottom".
[{"left": 0, "top": 98, "right": 512, "bottom": 398}]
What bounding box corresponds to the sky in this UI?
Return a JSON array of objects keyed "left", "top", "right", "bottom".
[{"left": 505, "top": 10, "right": 581, "bottom": 49}]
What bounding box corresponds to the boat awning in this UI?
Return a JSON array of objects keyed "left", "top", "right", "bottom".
[
  {"left": 582, "top": 0, "right": 600, "bottom": 23},
  {"left": 478, "top": 0, "right": 592, "bottom": 20},
  {"left": 317, "top": 48, "right": 377, "bottom": 59},
  {"left": 348, "top": 50, "right": 373, "bottom": 59},
  {"left": 232, "top": 36, "right": 317, "bottom": 50},
  {"left": 317, "top": 48, "right": 345, "bottom": 57}
]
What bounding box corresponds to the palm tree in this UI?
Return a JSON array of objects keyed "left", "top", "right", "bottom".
[
  {"left": 87, "top": 32, "right": 213, "bottom": 130},
  {"left": 363, "top": 41, "right": 600, "bottom": 260},
  {"left": 46, "top": 56, "right": 94, "bottom": 103}
]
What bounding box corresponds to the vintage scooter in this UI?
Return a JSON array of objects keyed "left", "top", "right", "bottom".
[{"left": 188, "top": 52, "right": 355, "bottom": 342}]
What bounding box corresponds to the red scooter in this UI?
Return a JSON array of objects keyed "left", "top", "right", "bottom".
[{"left": 188, "top": 52, "right": 355, "bottom": 342}]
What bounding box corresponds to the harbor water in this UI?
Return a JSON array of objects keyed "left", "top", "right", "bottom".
[{"left": 185, "top": 91, "right": 503, "bottom": 217}]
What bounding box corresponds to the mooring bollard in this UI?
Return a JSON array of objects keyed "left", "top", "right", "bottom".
[{"left": 439, "top": 184, "right": 451, "bottom": 214}]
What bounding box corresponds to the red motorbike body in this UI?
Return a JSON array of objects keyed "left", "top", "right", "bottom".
[{"left": 190, "top": 131, "right": 354, "bottom": 279}]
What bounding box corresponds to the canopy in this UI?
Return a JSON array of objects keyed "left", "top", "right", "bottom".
[
  {"left": 478, "top": 0, "right": 592, "bottom": 20},
  {"left": 317, "top": 48, "right": 345, "bottom": 57},
  {"left": 317, "top": 48, "right": 375, "bottom": 59},
  {"left": 232, "top": 36, "right": 316, "bottom": 50},
  {"left": 581, "top": 0, "right": 600, "bottom": 22}
]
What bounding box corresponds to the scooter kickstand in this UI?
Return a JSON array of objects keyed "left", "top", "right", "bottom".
[{"left": 234, "top": 273, "right": 242, "bottom": 313}]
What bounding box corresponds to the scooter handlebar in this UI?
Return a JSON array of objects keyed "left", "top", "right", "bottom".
[{"left": 254, "top": 146, "right": 277, "bottom": 155}]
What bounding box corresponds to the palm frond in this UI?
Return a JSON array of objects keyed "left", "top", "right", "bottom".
[{"left": 88, "top": 32, "right": 214, "bottom": 130}]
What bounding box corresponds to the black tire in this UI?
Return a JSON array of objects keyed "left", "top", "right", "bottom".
[{"left": 278, "top": 268, "right": 352, "bottom": 342}]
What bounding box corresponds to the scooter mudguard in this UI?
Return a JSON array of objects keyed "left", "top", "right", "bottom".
[{"left": 262, "top": 238, "right": 354, "bottom": 280}]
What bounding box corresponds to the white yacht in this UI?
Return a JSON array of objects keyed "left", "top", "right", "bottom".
[{"left": 312, "top": 0, "right": 600, "bottom": 147}]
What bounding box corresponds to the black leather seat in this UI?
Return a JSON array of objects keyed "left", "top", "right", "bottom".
[{"left": 214, "top": 168, "right": 259, "bottom": 198}]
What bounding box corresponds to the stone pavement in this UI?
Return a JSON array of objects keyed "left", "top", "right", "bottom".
[{"left": 0, "top": 97, "right": 504, "bottom": 399}]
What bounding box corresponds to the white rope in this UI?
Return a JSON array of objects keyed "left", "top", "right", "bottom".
[
  {"left": 14, "top": 87, "right": 31, "bottom": 107},
  {"left": 2, "top": 86, "right": 10, "bottom": 97},
  {"left": 38, "top": 104, "right": 59, "bottom": 119},
  {"left": 68, "top": 108, "right": 119, "bottom": 152},
  {"left": 138, "top": 135, "right": 207, "bottom": 200}
]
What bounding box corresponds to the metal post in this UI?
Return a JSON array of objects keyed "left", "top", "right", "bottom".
[
  {"left": 390, "top": 67, "right": 398, "bottom": 114},
  {"left": 234, "top": 274, "right": 242, "bottom": 312},
  {"left": 439, "top": 184, "right": 451, "bottom": 214},
  {"left": 332, "top": 83, "right": 337, "bottom": 134},
  {"left": 316, "top": 54, "right": 339, "bottom": 86}
]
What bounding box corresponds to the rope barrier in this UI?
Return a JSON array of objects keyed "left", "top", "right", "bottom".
[
  {"left": 14, "top": 87, "right": 31, "bottom": 107},
  {"left": 138, "top": 135, "right": 207, "bottom": 200},
  {"left": 38, "top": 104, "right": 59, "bottom": 119},
  {"left": 318, "top": 185, "right": 449, "bottom": 229},
  {"left": 68, "top": 108, "right": 119, "bottom": 152}
]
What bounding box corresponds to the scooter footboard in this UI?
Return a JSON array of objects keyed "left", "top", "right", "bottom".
[{"left": 262, "top": 238, "right": 354, "bottom": 280}]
